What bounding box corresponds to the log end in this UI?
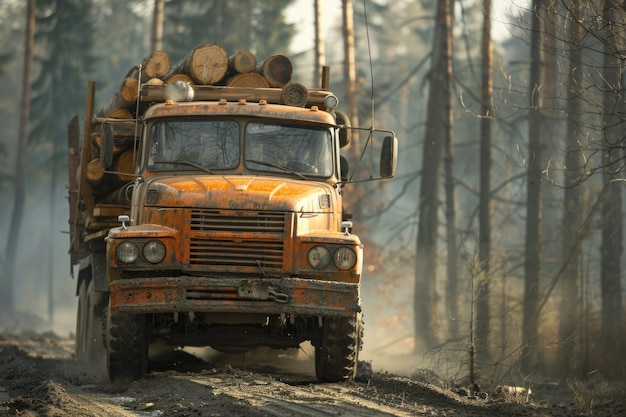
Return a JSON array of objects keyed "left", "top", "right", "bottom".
[
  {"left": 280, "top": 82, "right": 309, "bottom": 107},
  {"left": 226, "top": 72, "right": 271, "bottom": 88},
  {"left": 86, "top": 159, "right": 105, "bottom": 184},
  {"left": 189, "top": 43, "right": 229, "bottom": 85},
  {"left": 259, "top": 54, "right": 293, "bottom": 87},
  {"left": 143, "top": 51, "right": 171, "bottom": 80},
  {"left": 229, "top": 50, "right": 257, "bottom": 74},
  {"left": 165, "top": 73, "right": 194, "bottom": 84},
  {"left": 120, "top": 77, "right": 139, "bottom": 104}
]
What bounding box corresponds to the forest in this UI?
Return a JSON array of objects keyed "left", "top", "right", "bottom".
[{"left": 0, "top": 0, "right": 624, "bottom": 394}]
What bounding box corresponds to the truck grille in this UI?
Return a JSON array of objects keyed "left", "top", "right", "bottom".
[{"left": 189, "top": 209, "right": 286, "bottom": 269}]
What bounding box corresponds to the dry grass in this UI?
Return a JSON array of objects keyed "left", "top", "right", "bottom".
[{"left": 568, "top": 380, "right": 626, "bottom": 415}]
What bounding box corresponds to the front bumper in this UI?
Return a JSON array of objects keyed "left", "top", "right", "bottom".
[{"left": 109, "top": 276, "right": 361, "bottom": 317}]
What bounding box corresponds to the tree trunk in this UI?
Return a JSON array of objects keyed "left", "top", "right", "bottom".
[
  {"left": 314, "top": 0, "right": 325, "bottom": 88},
  {"left": 151, "top": 0, "right": 165, "bottom": 53},
  {"left": 599, "top": 0, "right": 625, "bottom": 380},
  {"left": 558, "top": 0, "right": 584, "bottom": 378},
  {"left": 475, "top": 0, "right": 493, "bottom": 365},
  {"left": 414, "top": 0, "right": 451, "bottom": 349},
  {"left": 442, "top": 0, "right": 457, "bottom": 341},
  {"left": 521, "top": 0, "right": 545, "bottom": 375},
  {"left": 342, "top": 0, "right": 359, "bottom": 141},
  {"left": 2, "top": 0, "right": 36, "bottom": 316},
  {"left": 340, "top": 0, "right": 366, "bottom": 227}
]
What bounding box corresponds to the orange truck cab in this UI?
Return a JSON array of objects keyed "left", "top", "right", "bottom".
[{"left": 69, "top": 80, "right": 397, "bottom": 383}]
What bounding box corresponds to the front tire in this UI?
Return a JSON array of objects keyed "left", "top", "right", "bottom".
[
  {"left": 105, "top": 303, "right": 148, "bottom": 383},
  {"left": 315, "top": 313, "right": 363, "bottom": 382}
]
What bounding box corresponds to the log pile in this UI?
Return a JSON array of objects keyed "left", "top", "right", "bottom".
[
  {"left": 85, "top": 120, "right": 138, "bottom": 196},
  {"left": 79, "top": 44, "right": 329, "bottom": 239},
  {"left": 98, "top": 43, "right": 294, "bottom": 119},
  {"left": 86, "top": 43, "right": 304, "bottom": 199}
]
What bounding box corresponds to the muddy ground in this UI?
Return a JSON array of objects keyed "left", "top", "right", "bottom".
[{"left": 0, "top": 332, "right": 623, "bottom": 416}]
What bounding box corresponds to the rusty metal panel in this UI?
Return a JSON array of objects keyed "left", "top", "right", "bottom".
[
  {"left": 142, "top": 101, "right": 335, "bottom": 125},
  {"left": 109, "top": 276, "right": 360, "bottom": 317},
  {"left": 188, "top": 209, "right": 286, "bottom": 270}
]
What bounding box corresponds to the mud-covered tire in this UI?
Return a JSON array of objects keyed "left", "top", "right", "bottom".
[
  {"left": 315, "top": 313, "right": 363, "bottom": 382},
  {"left": 75, "top": 278, "right": 107, "bottom": 362},
  {"left": 105, "top": 304, "right": 147, "bottom": 383}
]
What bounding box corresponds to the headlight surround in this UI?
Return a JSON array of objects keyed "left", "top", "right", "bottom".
[
  {"left": 143, "top": 240, "right": 166, "bottom": 264},
  {"left": 117, "top": 241, "right": 139, "bottom": 263},
  {"left": 333, "top": 247, "right": 357, "bottom": 270},
  {"left": 308, "top": 245, "right": 331, "bottom": 269}
]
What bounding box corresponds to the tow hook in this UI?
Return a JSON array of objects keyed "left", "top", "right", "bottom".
[
  {"left": 238, "top": 280, "right": 289, "bottom": 303},
  {"left": 268, "top": 290, "right": 289, "bottom": 303}
]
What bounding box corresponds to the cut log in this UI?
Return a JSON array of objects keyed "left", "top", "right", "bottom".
[
  {"left": 141, "top": 84, "right": 337, "bottom": 109},
  {"left": 280, "top": 82, "right": 309, "bottom": 107},
  {"left": 114, "top": 150, "right": 136, "bottom": 183},
  {"left": 108, "top": 108, "right": 134, "bottom": 119},
  {"left": 228, "top": 50, "right": 257, "bottom": 74},
  {"left": 163, "top": 43, "right": 228, "bottom": 85},
  {"left": 98, "top": 76, "right": 139, "bottom": 118},
  {"left": 86, "top": 159, "right": 105, "bottom": 185},
  {"left": 145, "top": 77, "right": 165, "bottom": 86},
  {"left": 226, "top": 72, "right": 270, "bottom": 88},
  {"left": 120, "top": 77, "right": 139, "bottom": 103},
  {"left": 257, "top": 55, "right": 292, "bottom": 87},
  {"left": 141, "top": 51, "right": 170, "bottom": 81},
  {"left": 92, "top": 122, "right": 136, "bottom": 155},
  {"left": 165, "top": 73, "right": 193, "bottom": 84}
]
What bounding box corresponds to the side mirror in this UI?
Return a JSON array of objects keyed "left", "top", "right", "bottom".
[
  {"left": 100, "top": 123, "right": 115, "bottom": 170},
  {"left": 340, "top": 156, "right": 349, "bottom": 182},
  {"left": 380, "top": 135, "right": 397, "bottom": 179},
  {"left": 335, "top": 110, "right": 351, "bottom": 148},
  {"left": 99, "top": 120, "right": 138, "bottom": 170}
]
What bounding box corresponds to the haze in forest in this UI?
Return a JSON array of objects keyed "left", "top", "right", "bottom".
[{"left": 0, "top": 0, "right": 624, "bottom": 389}]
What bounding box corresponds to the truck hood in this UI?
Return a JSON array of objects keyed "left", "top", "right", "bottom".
[{"left": 144, "top": 175, "right": 334, "bottom": 213}]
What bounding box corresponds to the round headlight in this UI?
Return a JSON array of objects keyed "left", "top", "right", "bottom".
[
  {"left": 323, "top": 94, "right": 339, "bottom": 110},
  {"left": 333, "top": 247, "right": 357, "bottom": 270},
  {"left": 143, "top": 240, "right": 166, "bottom": 264},
  {"left": 118, "top": 241, "right": 139, "bottom": 263},
  {"left": 308, "top": 246, "right": 331, "bottom": 269}
]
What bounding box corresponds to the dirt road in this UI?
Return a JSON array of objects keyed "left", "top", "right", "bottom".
[{"left": 0, "top": 332, "right": 596, "bottom": 416}]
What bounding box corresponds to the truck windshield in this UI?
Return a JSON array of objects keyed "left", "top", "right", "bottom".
[
  {"left": 148, "top": 120, "right": 239, "bottom": 171},
  {"left": 244, "top": 122, "right": 333, "bottom": 177},
  {"left": 147, "top": 119, "right": 333, "bottom": 178}
]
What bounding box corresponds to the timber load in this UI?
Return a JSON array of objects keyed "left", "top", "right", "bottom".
[
  {"left": 73, "top": 43, "right": 335, "bottom": 250},
  {"left": 95, "top": 42, "right": 332, "bottom": 120}
]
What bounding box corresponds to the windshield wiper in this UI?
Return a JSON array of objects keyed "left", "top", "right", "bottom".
[
  {"left": 245, "top": 159, "right": 307, "bottom": 180},
  {"left": 164, "top": 160, "right": 215, "bottom": 174}
]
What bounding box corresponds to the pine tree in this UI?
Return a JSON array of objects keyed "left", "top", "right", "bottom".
[
  {"left": 163, "top": 0, "right": 295, "bottom": 61},
  {"left": 26, "top": 0, "right": 97, "bottom": 322}
]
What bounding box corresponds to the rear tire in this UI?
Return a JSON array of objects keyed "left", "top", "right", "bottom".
[
  {"left": 75, "top": 278, "right": 106, "bottom": 362},
  {"left": 315, "top": 313, "right": 363, "bottom": 382},
  {"left": 105, "top": 303, "right": 148, "bottom": 383}
]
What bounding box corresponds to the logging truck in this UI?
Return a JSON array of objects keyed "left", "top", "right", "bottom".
[{"left": 68, "top": 44, "right": 397, "bottom": 383}]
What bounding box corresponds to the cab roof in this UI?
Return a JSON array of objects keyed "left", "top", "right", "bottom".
[{"left": 143, "top": 100, "right": 337, "bottom": 125}]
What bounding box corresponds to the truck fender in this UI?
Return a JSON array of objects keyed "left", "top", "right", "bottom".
[{"left": 76, "top": 254, "right": 109, "bottom": 295}]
